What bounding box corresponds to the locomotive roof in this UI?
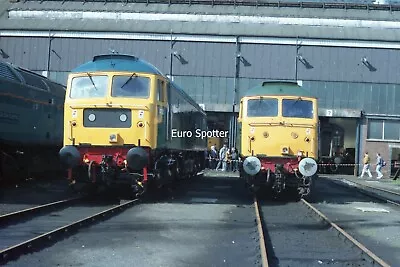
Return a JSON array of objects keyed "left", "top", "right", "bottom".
[
  {"left": 71, "top": 54, "right": 163, "bottom": 75},
  {"left": 244, "top": 81, "right": 316, "bottom": 98}
]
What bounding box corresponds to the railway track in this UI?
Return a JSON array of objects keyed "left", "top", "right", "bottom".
[
  {"left": 0, "top": 197, "right": 139, "bottom": 265},
  {"left": 325, "top": 176, "right": 400, "bottom": 207},
  {"left": 253, "top": 196, "right": 269, "bottom": 267},
  {"left": 254, "top": 194, "right": 392, "bottom": 267},
  {"left": 0, "top": 197, "right": 83, "bottom": 225}
]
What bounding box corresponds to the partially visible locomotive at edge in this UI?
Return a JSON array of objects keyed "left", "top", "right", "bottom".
[
  {"left": 59, "top": 54, "right": 207, "bottom": 197},
  {"left": 0, "top": 60, "right": 66, "bottom": 183},
  {"left": 237, "top": 81, "right": 319, "bottom": 198}
]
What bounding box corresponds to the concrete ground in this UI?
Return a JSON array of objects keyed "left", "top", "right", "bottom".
[
  {"left": 308, "top": 176, "right": 400, "bottom": 266},
  {"left": 4, "top": 173, "right": 261, "bottom": 267}
]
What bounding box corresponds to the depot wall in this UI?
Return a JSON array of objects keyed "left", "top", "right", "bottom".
[{"left": 1, "top": 36, "right": 400, "bottom": 115}]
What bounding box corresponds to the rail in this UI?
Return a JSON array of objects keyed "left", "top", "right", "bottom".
[
  {"left": 0, "top": 198, "right": 139, "bottom": 264},
  {"left": 0, "top": 197, "right": 83, "bottom": 224},
  {"left": 301, "top": 199, "right": 391, "bottom": 267},
  {"left": 253, "top": 196, "right": 269, "bottom": 267}
]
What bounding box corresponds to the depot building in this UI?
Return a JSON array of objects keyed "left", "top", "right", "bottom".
[{"left": 0, "top": 0, "right": 399, "bottom": 177}]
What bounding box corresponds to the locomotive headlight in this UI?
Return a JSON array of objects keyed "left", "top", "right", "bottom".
[
  {"left": 282, "top": 147, "right": 289, "bottom": 154},
  {"left": 88, "top": 113, "right": 96, "bottom": 122},
  {"left": 119, "top": 114, "right": 127, "bottom": 122},
  {"left": 109, "top": 134, "right": 118, "bottom": 143},
  {"left": 297, "top": 151, "right": 303, "bottom": 157}
]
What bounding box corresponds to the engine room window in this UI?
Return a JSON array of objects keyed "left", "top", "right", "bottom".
[
  {"left": 157, "top": 80, "right": 165, "bottom": 102},
  {"left": 282, "top": 99, "right": 313, "bottom": 118},
  {"left": 247, "top": 98, "right": 278, "bottom": 117},
  {"left": 112, "top": 75, "right": 150, "bottom": 98},
  {"left": 69, "top": 75, "right": 108, "bottom": 98}
]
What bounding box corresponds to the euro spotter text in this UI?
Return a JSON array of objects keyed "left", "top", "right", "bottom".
[{"left": 171, "top": 129, "right": 228, "bottom": 139}]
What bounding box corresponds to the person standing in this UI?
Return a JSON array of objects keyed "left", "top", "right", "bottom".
[
  {"left": 216, "top": 144, "right": 228, "bottom": 171},
  {"left": 231, "top": 148, "right": 238, "bottom": 172},
  {"left": 209, "top": 145, "right": 218, "bottom": 170},
  {"left": 375, "top": 153, "right": 384, "bottom": 179},
  {"left": 359, "top": 152, "right": 372, "bottom": 178},
  {"left": 225, "top": 149, "right": 232, "bottom": 172}
]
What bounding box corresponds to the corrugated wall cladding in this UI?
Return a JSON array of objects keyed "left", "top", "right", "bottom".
[
  {"left": 2, "top": 36, "right": 400, "bottom": 114},
  {"left": 49, "top": 38, "right": 172, "bottom": 73},
  {"left": 171, "top": 42, "right": 236, "bottom": 77},
  {"left": 0, "top": 37, "right": 48, "bottom": 70},
  {"left": 303, "top": 81, "right": 400, "bottom": 114},
  {"left": 239, "top": 44, "right": 296, "bottom": 80},
  {"left": 173, "top": 76, "right": 234, "bottom": 104},
  {"left": 296, "top": 46, "right": 400, "bottom": 84},
  {"left": 3, "top": 36, "right": 400, "bottom": 83}
]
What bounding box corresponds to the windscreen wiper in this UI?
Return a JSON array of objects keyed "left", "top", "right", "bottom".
[
  {"left": 86, "top": 72, "right": 97, "bottom": 90},
  {"left": 121, "top": 73, "right": 137, "bottom": 89}
]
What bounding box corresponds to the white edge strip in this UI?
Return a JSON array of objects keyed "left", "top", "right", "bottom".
[
  {"left": 8, "top": 10, "right": 400, "bottom": 30},
  {"left": 2, "top": 30, "right": 400, "bottom": 50}
]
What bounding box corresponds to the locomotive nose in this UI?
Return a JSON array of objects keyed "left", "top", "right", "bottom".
[
  {"left": 59, "top": 145, "right": 81, "bottom": 169},
  {"left": 126, "top": 147, "right": 149, "bottom": 171}
]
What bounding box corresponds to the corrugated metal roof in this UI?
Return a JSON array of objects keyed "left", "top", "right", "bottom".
[
  {"left": 71, "top": 54, "right": 163, "bottom": 74},
  {"left": 2, "top": 1, "right": 400, "bottom": 41}
]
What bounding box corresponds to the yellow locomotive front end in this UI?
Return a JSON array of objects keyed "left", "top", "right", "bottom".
[
  {"left": 63, "top": 72, "right": 157, "bottom": 149},
  {"left": 240, "top": 96, "right": 318, "bottom": 159},
  {"left": 238, "top": 81, "right": 319, "bottom": 198},
  {"left": 59, "top": 54, "right": 168, "bottom": 196}
]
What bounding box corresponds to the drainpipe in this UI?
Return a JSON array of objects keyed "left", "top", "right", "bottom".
[
  {"left": 231, "top": 36, "right": 240, "bottom": 148},
  {"left": 354, "top": 115, "right": 363, "bottom": 176}
]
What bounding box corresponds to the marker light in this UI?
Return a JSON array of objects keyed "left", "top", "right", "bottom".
[
  {"left": 119, "top": 114, "right": 127, "bottom": 122},
  {"left": 88, "top": 114, "right": 96, "bottom": 122}
]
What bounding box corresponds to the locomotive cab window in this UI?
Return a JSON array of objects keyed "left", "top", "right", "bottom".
[
  {"left": 247, "top": 98, "right": 278, "bottom": 117},
  {"left": 69, "top": 75, "right": 108, "bottom": 99},
  {"left": 111, "top": 74, "right": 150, "bottom": 98},
  {"left": 282, "top": 98, "right": 313, "bottom": 119}
]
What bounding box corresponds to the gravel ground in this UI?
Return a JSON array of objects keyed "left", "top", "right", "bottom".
[
  {"left": 259, "top": 199, "right": 371, "bottom": 267},
  {"left": 308, "top": 177, "right": 400, "bottom": 266},
  {"left": 4, "top": 174, "right": 262, "bottom": 267},
  {"left": 0, "top": 177, "right": 77, "bottom": 216}
]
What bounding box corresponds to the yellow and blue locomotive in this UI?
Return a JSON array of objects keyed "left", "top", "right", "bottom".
[
  {"left": 237, "top": 81, "right": 318, "bottom": 198},
  {"left": 59, "top": 54, "right": 207, "bottom": 196}
]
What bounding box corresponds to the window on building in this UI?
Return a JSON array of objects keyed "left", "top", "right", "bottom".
[
  {"left": 384, "top": 120, "right": 400, "bottom": 140},
  {"left": 367, "top": 119, "right": 400, "bottom": 141},
  {"left": 367, "top": 120, "right": 383, "bottom": 139}
]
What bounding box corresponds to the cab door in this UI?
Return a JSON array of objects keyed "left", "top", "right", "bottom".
[{"left": 156, "top": 79, "right": 167, "bottom": 147}]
